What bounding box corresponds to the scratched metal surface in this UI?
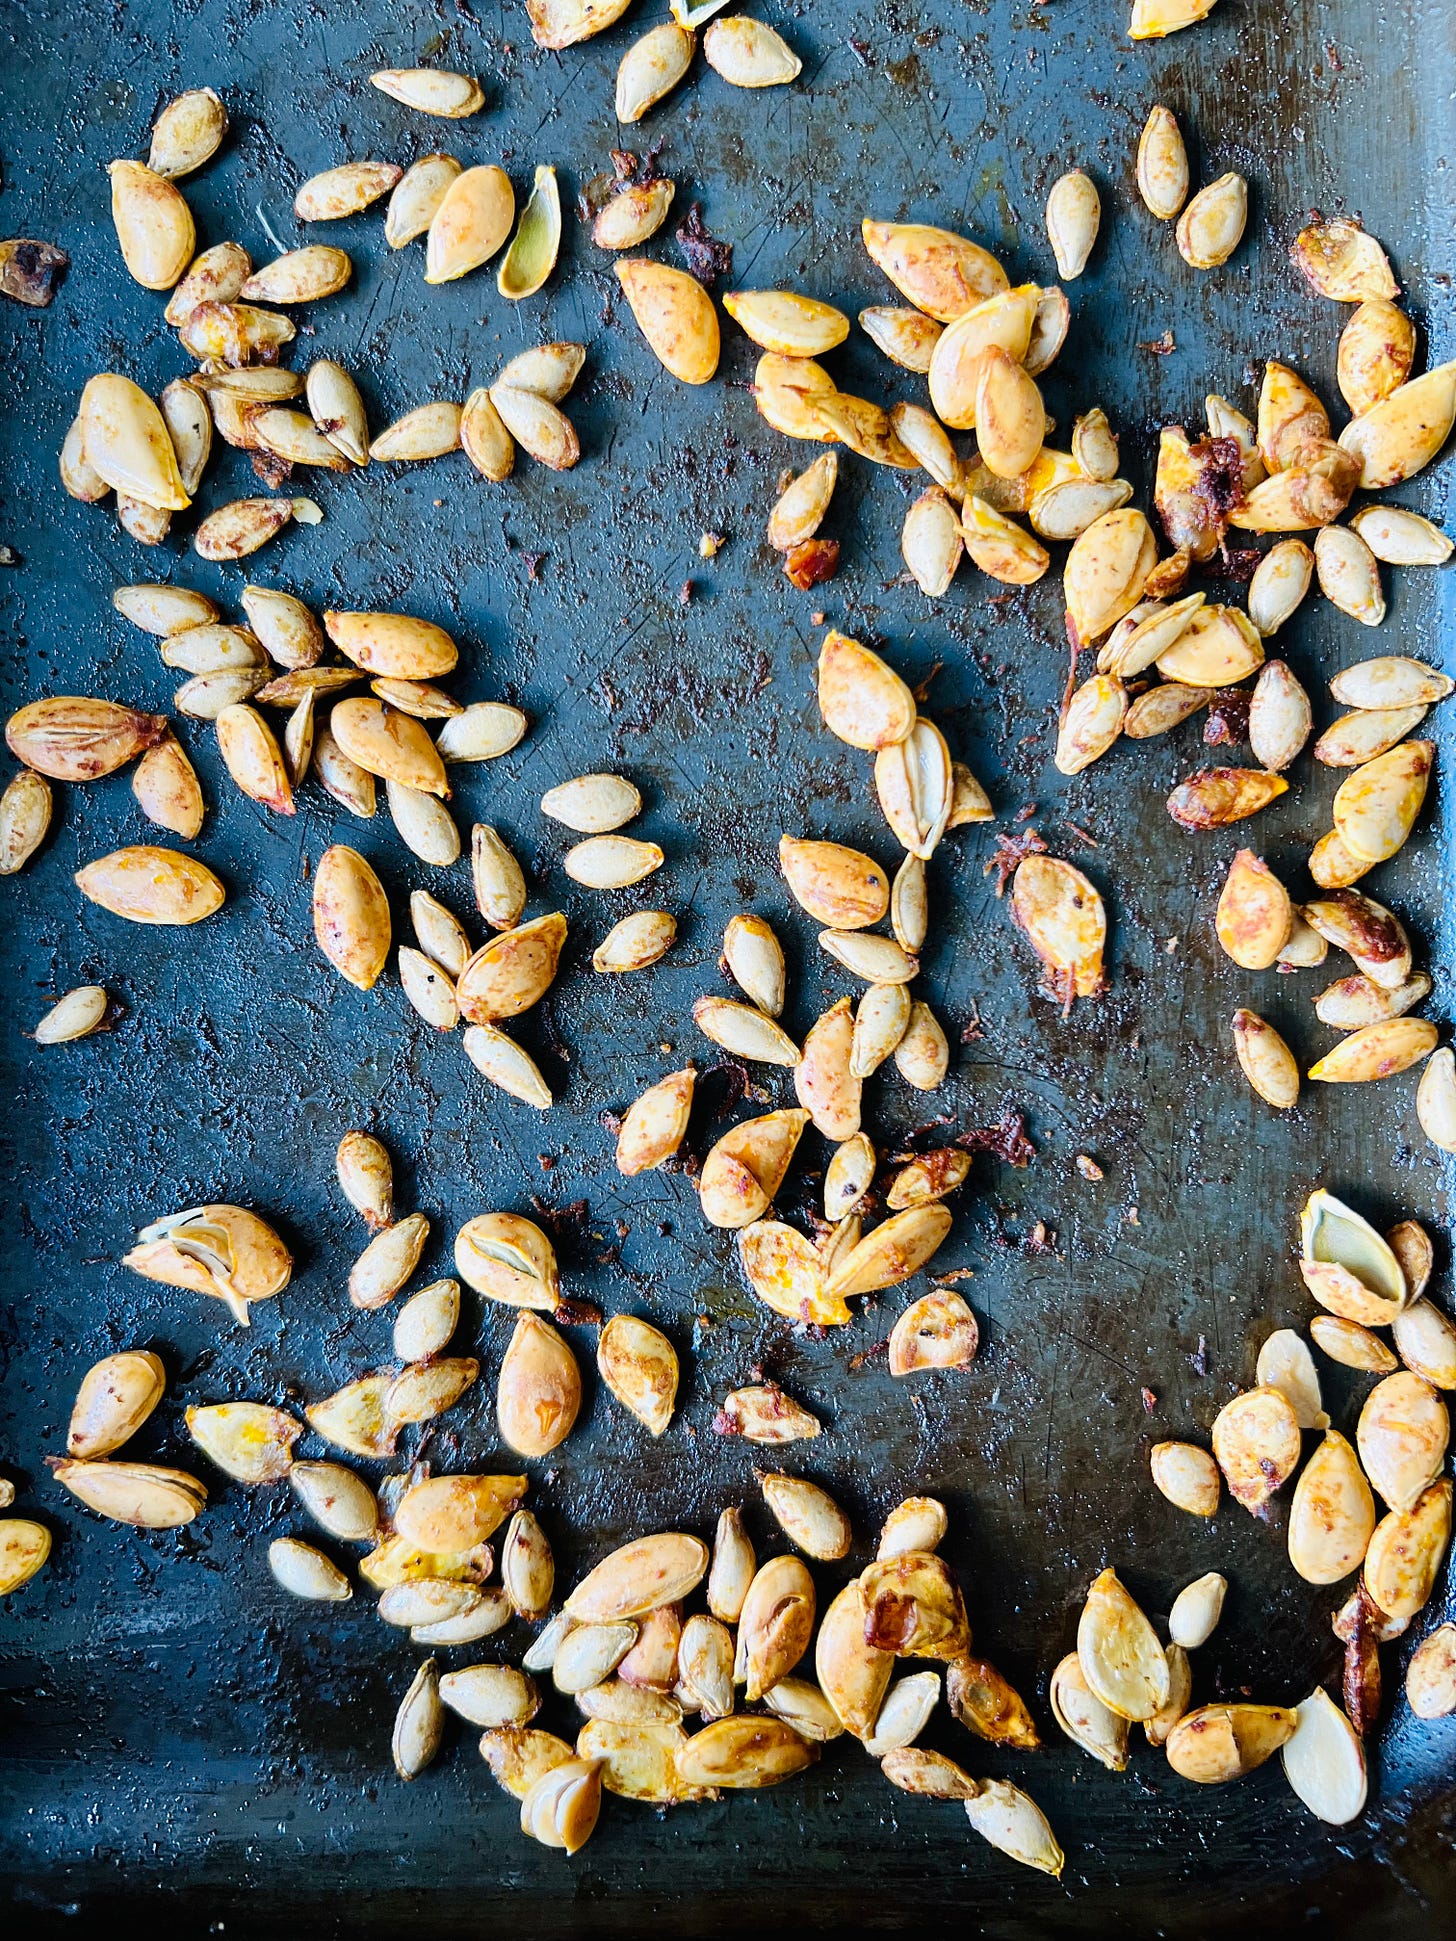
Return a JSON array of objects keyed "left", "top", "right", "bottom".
[{"left": 0, "top": 0, "right": 1453, "bottom": 1931}]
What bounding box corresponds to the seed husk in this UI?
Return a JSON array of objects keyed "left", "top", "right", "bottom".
[
  {"left": 1050, "top": 1651, "right": 1129, "bottom": 1770},
  {"left": 699, "top": 1109, "right": 809, "bottom": 1228},
  {"left": 859, "top": 305, "right": 944, "bottom": 372},
  {"left": 1045, "top": 169, "right": 1100, "bottom": 280},
  {"left": 1284, "top": 1429, "right": 1376, "bottom": 1588},
  {"left": 888, "top": 1289, "right": 978, "bottom": 1376},
  {"left": 1300, "top": 1188, "right": 1408, "bottom": 1323},
  {"left": 312, "top": 845, "right": 390, "bottom": 989},
  {"left": 1389, "top": 1221, "right": 1433, "bottom": 1301},
  {"left": 1256, "top": 1330, "right": 1328, "bottom": 1431},
  {"left": 1292, "top": 217, "right": 1398, "bottom": 301},
  {"left": 1308, "top": 829, "right": 1370, "bottom": 889},
  {"left": 825, "top": 1203, "right": 952, "bottom": 1302},
  {"left": 597, "top": 1314, "right": 678, "bottom": 1436},
  {"left": 1211, "top": 1385, "right": 1302, "bottom": 1514},
  {"left": 1175, "top": 172, "right": 1247, "bottom": 269},
  {"left": 386, "top": 152, "right": 463, "bottom": 248},
  {"left": 592, "top": 909, "right": 676, "bottom": 974},
  {"left": 1165, "top": 1703, "right": 1297, "bottom": 1784},
  {"left": 33, "top": 985, "right": 111, "bottom": 1045},
  {"left": 497, "top": 1312, "right": 580, "bottom": 1458},
  {"left": 50, "top": 1458, "right": 206, "bottom": 1527},
  {"left": 1417, "top": 1049, "right": 1456, "bottom": 1152},
  {"left": 940, "top": 1654, "right": 1037, "bottom": 1751},
  {"left": 616, "top": 24, "right": 695, "bottom": 122},
  {"left": 1338, "top": 299, "right": 1416, "bottom": 416},
  {"left": 617, "top": 257, "right": 720, "bottom": 384},
  {"left": 481, "top": 1723, "right": 576, "bottom": 1800},
  {"left": 768, "top": 452, "right": 838, "bottom": 551},
  {"left": 116, "top": 494, "right": 171, "bottom": 545},
  {"left": 125, "top": 1203, "right": 290, "bottom": 1327},
  {"left": 1365, "top": 1479, "right": 1452, "bottom": 1621},
  {"left": 1076, "top": 1566, "right": 1170, "bottom": 1721},
  {"left": 295, "top": 161, "right": 403, "bottom": 222},
  {"left": 369, "top": 401, "right": 463, "bottom": 463},
  {"left": 183, "top": 1398, "right": 302, "bottom": 1487}
]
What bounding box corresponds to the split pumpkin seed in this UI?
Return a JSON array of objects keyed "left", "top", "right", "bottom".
[
  {"left": 0, "top": 1521, "right": 51, "bottom": 1597},
  {"left": 1282, "top": 1688, "right": 1369, "bottom": 1826},
  {"left": 859, "top": 305, "right": 944, "bottom": 372},
  {"left": 887, "top": 1289, "right": 979, "bottom": 1376},
  {"left": 454, "top": 1212, "right": 559, "bottom": 1309},
  {"left": 597, "top": 1314, "right": 678, "bottom": 1434},
  {"left": 1406, "top": 1625, "right": 1456, "bottom": 1719}
]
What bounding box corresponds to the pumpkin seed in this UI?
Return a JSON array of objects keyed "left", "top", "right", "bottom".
[
  {"left": 1357, "top": 1372, "right": 1449, "bottom": 1513},
  {"left": 392, "top": 1658, "right": 445, "bottom": 1782},
  {"left": 888, "top": 1289, "right": 978, "bottom": 1375},
  {"left": 1339, "top": 363, "right": 1456, "bottom": 490},
  {"left": 79, "top": 373, "right": 190, "bottom": 509},
  {"left": 616, "top": 24, "right": 695, "bottom": 122},
  {"left": 1050, "top": 1652, "right": 1129, "bottom": 1770},
  {"left": 1150, "top": 1440, "right": 1220, "bottom": 1517},
  {"left": 1313, "top": 524, "right": 1385, "bottom": 626},
  {"left": 67, "top": 1351, "right": 165, "bottom": 1459},
  {"left": 1211, "top": 1385, "right": 1302, "bottom": 1513},
  {"left": 860, "top": 219, "right": 1007, "bottom": 323},
  {"left": 1175, "top": 172, "right": 1247, "bottom": 269},
  {"left": 371, "top": 67, "right": 484, "bottom": 116},
  {"left": 859, "top": 305, "right": 944, "bottom": 372},
  {"left": 1313, "top": 969, "right": 1427, "bottom": 1034},
  {"left": 825, "top": 1203, "right": 952, "bottom": 1301},
  {"left": 567, "top": 1533, "right": 709, "bottom": 1624},
  {"left": 724, "top": 291, "right": 847, "bottom": 361},
  {"left": 158, "top": 623, "right": 265, "bottom": 677},
  {"left": 0, "top": 1520, "right": 51, "bottom": 1597},
  {"left": 1338, "top": 299, "right": 1416, "bottom": 416},
  {"left": 1417, "top": 1048, "right": 1456, "bottom": 1151},
  {"left": 497, "top": 1312, "right": 580, "bottom": 1458},
  {"left": 1332, "top": 657, "right": 1453, "bottom": 711},
  {"left": 295, "top": 160, "right": 404, "bottom": 221},
  {"left": 1164, "top": 1572, "right": 1227, "bottom": 1651},
  {"left": 1285, "top": 1429, "right": 1377, "bottom": 1586},
  {"left": 1045, "top": 169, "right": 1100, "bottom": 280},
  {"left": 593, "top": 178, "right": 676, "bottom": 249},
  {"left": 1281, "top": 1687, "right": 1369, "bottom": 1825},
  {"left": 215, "top": 703, "right": 294, "bottom": 814},
  {"left": 1064, "top": 506, "right": 1156, "bottom": 641},
  {"left": 737, "top": 1554, "right": 817, "bottom": 1698},
  {"left": 375, "top": 678, "right": 467, "bottom": 722},
  {"left": 164, "top": 240, "right": 249, "bottom": 324},
  {"left": 592, "top": 909, "right": 676, "bottom": 975},
  {"left": 1255, "top": 1329, "right": 1327, "bottom": 1431},
  {"left": 314, "top": 721, "right": 377, "bottom": 817},
  {"left": 176, "top": 672, "right": 267, "bottom": 723},
  {"left": 288, "top": 1461, "right": 380, "bottom": 1544},
  {"left": 436, "top": 702, "right": 528, "bottom": 763},
  {"left": 616, "top": 1068, "right": 695, "bottom": 1177},
  {"left": 1076, "top": 1566, "right": 1170, "bottom": 1721},
  {"left": 596, "top": 1314, "right": 678, "bottom": 1435},
  {"left": 1310, "top": 1316, "right": 1397, "bottom": 1374},
  {"left": 789, "top": 996, "right": 856, "bottom": 1141},
  {"left": 1165, "top": 1704, "right": 1297, "bottom": 1784},
  {"left": 330, "top": 699, "right": 448, "bottom": 796},
  {"left": 703, "top": 14, "right": 800, "bottom": 84},
  {"left": 489, "top": 385, "right": 578, "bottom": 468},
  {"left": 239, "top": 245, "right": 350, "bottom": 307},
  {"left": 51, "top": 1458, "right": 206, "bottom": 1527},
  {"left": 1167, "top": 767, "right": 1289, "bottom": 831},
  {"left": 193, "top": 497, "right": 296, "bottom": 561},
  {"left": 780, "top": 835, "right": 888, "bottom": 929},
  {"left": 816, "top": 631, "right": 916, "bottom": 750},
  {"left": 385, "top": 153, "right": 463, "bottom": 248},
  {"left": 714, "top": 913, "right": 783, "bottom": 1016},
  {"left": 1406, "top": 1624, "right": 1456, "bottom": 1719},
  {"left": 901, "top": 488, "right": 963, "bottom": 596},
  {"left": 454, "top": 1212, "right": 559, "bottom": 1310},
  {"left": 1230, "top": 1008, "right": 1300, "bottom": 1110},
  {"left": 615, "top": 258, "right": 719, "bottom": 383},
  {"left": 267, "top": 1537, "right": 352, "bottom": 1603},
  {"left": 1010, "top": 852, "right": 1106, "bottom": 1006},
  {"left": 467, "top": 824, "right": 526, "bottom": 933},
  {"left": 125, "top": 1203, "right": 290, "bottom": 1326},
  {"left": 1309, "top": 1018, "right": 1437, "bottom": 1085},
  {"left": 766, "top": 452, "right": 837, "bottom": 551},
  {"left": 756, "top": 1473, "right": 849, "bottom": 1562},
  {"left": 369, "top": 400, "right": 463, "bottom": 462},
  {"left": 699, "top": 1109, "right": 809, "bottom": 1228},
  {"left": 33, "top": 985, "right": 110, "bottom": 1045},
  {"left": 1136, "top": 104, "right": 1188, "bottom": 218},
  {"left": 1214, "top": 850, "right": 1293, "bottom": 969},
  {"left": 864, "top": 1669, "right": 941, "bottom": 1757},
  {"left": 739, "top": 1219, "right": 851, "bottom": 1326},
  {"left": 541, "top": 772, "right": 641, "bottom": 834},
  {"left": 312, "top": 845, "right": 390, "bottom": 989},
  {"left": 563, "top": 834, "right": 662, "bottom": 888},
  {"left": 963, "top": 1779, "right": 1064, "bottom": 1877},
  {"left": 75, "top": 846, "right": 224, "bottom": 926},
  {"left": 693, "top": 996, "right": 800, "bottom": 1066},
  {"left": 848, "top": 983, "right": 912, "bottom": 1080},
  {"left": 109, "top": 160, "right": 195, "bottom": 289},
  {"left": 387, "top": 782, "right": 460, "bottom": 869},
  {"left": 1364, "top": 1479, "right": 1451, "bottom": 1620},
  {"left": 676, "top": 1715, "right": 814, "bottom": 1790},
  {"left": 1125, "top": 682, "right": 1210, "bottom": 739},
  {"left": 347, "top": 1211, "right": 428, "bottom": 1312},
  {"left": 187, "top": 1401, "right": 301, "bottom": 1483},
  {"left": 306, "top": 1374, "right": 397, "bottom": 1459},
  {"left": 705, "top": 1509, "right": 755, "bottom": 1624},
  {"left": 893, "top": 1000, "right": 950, "bottom": 1089},
  {"left": 462, "top": 1025, "right": 553, "bottom": 1108},
  {"left": 1331, "top": 738, "right": 1432, "bottom": 864},
  {"left": 1292, "top": 217, "right": 1397, "bottom": 301}
]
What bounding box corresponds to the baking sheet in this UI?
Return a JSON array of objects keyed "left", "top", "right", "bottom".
[{"left": 0, "top": 0, "right": 1453, "bottom": 1930}]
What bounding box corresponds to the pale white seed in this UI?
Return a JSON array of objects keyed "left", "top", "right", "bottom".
[
  {"left": 462, "top": 1023, "right": 552, "bottom": 1108},
  {"left": 268, "top": 1537, "right": 353, "bottom": 1602},
  {"left": 1045, "top": 170, "right": 1100, "bottom": 280},
  {"left": 1167, "top": 1572, "right": 1227, "bottom": 1649},
  {"left": 399, "top": 947, "right": 461, "bottom": 1030},
  {"left": 541, "top": 773, "right": 642, "bottom": 833},
  {"left": 34, "top": 985, "right": 110, "bottom": 1045}
]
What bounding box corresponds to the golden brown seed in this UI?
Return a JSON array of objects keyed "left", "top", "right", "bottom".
[
  {"left": 597, "top": 1315, "right": 678, "bottom": 1436},
  {"left": 1361, "top": 1479, "right": 1451, "bottom": 1623},
  {"left": 888, "top": 1289, "right": 978, "bottom": 1376},
  {"left": 1308, "top": 1018, "right": 1437, "bottom": 1085},
  {"left": 859, "top": 305, "right": 944, "bottom": 372},
  {"left": 617, "top": 1067, "right": 695, "bottom": 1176},
  {"left": 68, "top": 1350, "right": 166, "bottom": 1459},
  {"left": 1339, "top": 364, "right": 1456, "bottom": 491},
  {"left": 312, "top": 845, "right": 390, "bottom": 989},
  {"left": 497, "top": 1312, "right": 580, "bottom": 1459},
  {"left": 1076, "top": 1567, "right": 1170, "bottom": 1721},
  {"left": 1292, "top": 218, "right": 1398, "bottom": 301},
  {"left": 371, "top": 68, "right": 485, "bottom": 116},
  {"left": 860, "top": 219, "right": 1008, "bottom": 323},
  {"left": 489, "top": 386, "right": 578, "bottom": 470},
  {"left": 1165, "top": 1704, "right": 1297, "bottom": 1784},
  {"left": 6, "top": 697, "right": 168, "bottom": 783},
  {"left": 795, "top": 997, "right": 860, "bottom": 1142},
  {"left": 593, "top": 179, "right": 675, "bottom": 250},
  {"left": 0, "top": 1521, "right": 51, "bottom": 1597},
  {"left": 33, "top": 986, "right": 111, "bottom": 1046},
  {"left": 1045, "top": 170, "right": 1100, "bottom": 280},
  {"left": 1417, "top": 1050, "right": 1456, "bottom": 1153},
  {"left": 1136, "top": 105, "right": 1189, "bottom": 218},
  {"left": 1150, "top": 1441, "right": 1220, "bottom": 1516},
  {"left": 1357, "top": 1372, "right": 1449, "bottom": 1513},
  {"left": 51, "top": 1459, "right": 206, "bottom": 1528},
  {"left": 616, "top": 23, "right": 695, "bottom": 122},
  {"left": 193, "top": 498, "right": 294, "bottom": 561},
  {"left": 1406, "top": 1624, "right": 1456, "bottom": 1718},
  {"left": 76, "top": 846, "right": 224, "bottom": 925},
  {"left": 592, "top": 909, "right": 676, "bottom": 974},
  {"left": 563, "top": 835, "right": 663, "bottom": 889},
  {"left": 615, "top": 259, "right": 720, "bottom": 385},
  {"left": 386, "top": 153, "right": 464, "bottom": 248},
  {"left": 1011, "top": 853, "right": 1106, "bottom": 1006},
  {"left": 1211, "top": 1386, "right": 1302, "bottom": 1513},
  {"left": 1175, "top": 172, "right": 1247, "bottom": 269},
  {"left": 1287, "top": 1431, "right": 1376, "bottom": 1584},
  {"left": 894, "top": 1000, "right": 950, "bottom": 1090},
  {"left": 349, "top": 1211, "right": 429, "bottom": 1311},
  {"left": 780, "top": 835, "right": 888, "bottom": 929},
  {"left": 109, "top": 160, "right": 195, "bottom": 289},
  {"left": 369, "top": 401, "right": 463, "bottom": 463},
  {"left": 295, "top": 161, "right": 403, "bottom": 222},
  {"left": 1338, "top": 300, "right": 1416, "bottom": 417}
]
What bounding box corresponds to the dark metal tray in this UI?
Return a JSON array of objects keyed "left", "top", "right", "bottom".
[{"left": 1, "top": 0, "right": 1453, "bottom": 1931}]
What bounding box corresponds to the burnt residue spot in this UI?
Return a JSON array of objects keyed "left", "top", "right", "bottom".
[
  {"left": 676, "top": 203, "right": 732, "bottom": 288},
  {"left": 1189, "top": 436, "right": 1246, "bottom": 522},
  {"left": 1203, "top": 688, "right": 1251, "bottom": 746},
  {"left": 0, "top": 239, "right": 69, "bottom": 307},
  {"left": 957, "top": 1109, "right": 1036, "bottom": 1169}
]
